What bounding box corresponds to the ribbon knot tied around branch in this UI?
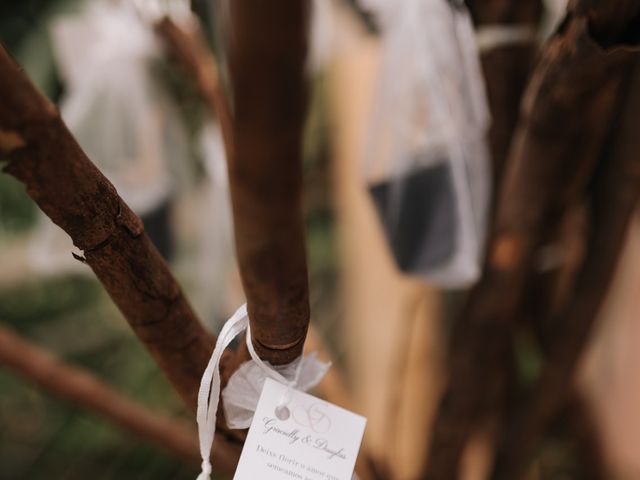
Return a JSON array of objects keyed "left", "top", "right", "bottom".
[{"left": 196, "top": 304, "right": 330, "bottom": 479}]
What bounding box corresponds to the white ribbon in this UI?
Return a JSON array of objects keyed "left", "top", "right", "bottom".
[
  {"left": 222, "top": 350, "right": 330, "bottom": 429},
  {"left": 196, "top": 304, "right": 329, "bottom": 479},
  {"left": 475, "top": 24, "right": 538, "bottom": 53}
]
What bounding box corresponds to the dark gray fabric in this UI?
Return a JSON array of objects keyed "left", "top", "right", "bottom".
[{"left": 369, "top": 160, "right": 457, "bottom": 273}]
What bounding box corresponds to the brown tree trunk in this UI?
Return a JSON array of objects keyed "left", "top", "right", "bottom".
[
  {"left": 423, "top": 2, "right": 640, "bottom": 478},
  {"left": 492, "top": 57, "right": 640, "bottom": 480}
]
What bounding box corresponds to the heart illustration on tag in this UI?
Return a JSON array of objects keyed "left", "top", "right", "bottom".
[
  {"left": 292, "top": 402, "right": 332, "bottom": 434},
  {"left": 234, "top": 379, "right": 366, "bottom": 480}
]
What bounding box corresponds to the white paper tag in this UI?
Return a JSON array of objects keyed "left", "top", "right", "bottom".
[{"left": 233, "top": 378, "right": 367, "bottom": 480}]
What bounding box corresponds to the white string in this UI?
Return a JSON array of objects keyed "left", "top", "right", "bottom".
[
  {"left": 195, "top": 304, "right": 305, "bottom": 480},
  {"left": 245, "top": 323, "right": 304, "bottom": 388},
  {"left": 475, "top": 24, "right": 538, "bottom": 53},
  {"left": 245, "top": 323, "right": 304, "bottom": 409},
  {"left": 196, "top": 304, "right": 248, "bottom": 480}
]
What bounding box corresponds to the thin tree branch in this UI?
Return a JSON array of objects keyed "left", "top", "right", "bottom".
[
  {"left": 0, "top": 44, "right": 243, "bottom": 469},
  {"left": 0, "top": 324, "right": 214, "bottom": 466},
  {"left": 0, "top": 45, "right": 206, "bottom": 409},
  {"left": 423, "top": 3, "right": 640, "bottom": 478},
  {"left": 154, "top": 18, "right": 234, "bottom": 160},
  {"left": 464, "top": 1, "right": 545, "bottom": 468},
  {"left": 468, "top": 2, "right": 607, "bottom": 475}
]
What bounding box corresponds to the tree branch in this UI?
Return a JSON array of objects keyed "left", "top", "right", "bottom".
[
  {"left": 154, "top": 18, "right": 234, "bottom": 160},
  {"left": 492, "top": 56, "right": 640, "bottom": 480},
  {"left": 0, "top": 44, "right": 243, "bottom": 469},
  {"left": 158, "top": 4, "right": 312, "bottom": 368},
  {"left": 423, "top": 4, "right": 640, "bottom": 478},
  {"left": 155, "top": 17, "right": 383, "bottom": 479},
  {"left": 0, "top": 324, "right": 215, "bottom": 466},
  {"left": 465, "top": 0, "right": 543, "bottom": 186}
]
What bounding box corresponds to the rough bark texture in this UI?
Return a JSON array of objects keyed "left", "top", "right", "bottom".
[
  {"left": 0, "top": 325, "right": 212, "bottom": 466},
  {"left": 227, "top": 0, "right": 311, "bottom": 365},
  {"left": 423, "top": 2, "right": 640, "bottom": 478},
  {"left": 1, "top": 2, "right": 317, "bottom": 473},
  {"left": 0, "top": 45, "right": 243, "bottom": 470}
]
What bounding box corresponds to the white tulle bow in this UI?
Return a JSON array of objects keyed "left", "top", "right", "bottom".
[{"left": 196, "top": 304, "right": 329, "bottom": 480}]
